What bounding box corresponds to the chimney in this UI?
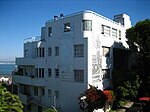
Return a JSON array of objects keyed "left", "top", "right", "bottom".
[{"left": 54, "top": 16, "right": 58, "bottom": 20}]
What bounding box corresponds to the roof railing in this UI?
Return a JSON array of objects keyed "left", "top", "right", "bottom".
[
  {"left": 24, "top": 36, "right": 41, "bottom": 43},
  {"left": 46, "top": 10, "right": 122, "bottom": 26}
]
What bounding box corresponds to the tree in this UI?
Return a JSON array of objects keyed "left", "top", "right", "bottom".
[
  {"left": 0, "top": 82, "right": 23, "bottom": 112},
  {"left": 126, "top": 19, "right": 150, "bottom": 96}
]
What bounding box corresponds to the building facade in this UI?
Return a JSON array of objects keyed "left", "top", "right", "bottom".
[{"left": 12, "top": 10, "right": 131, "bottom": 112}]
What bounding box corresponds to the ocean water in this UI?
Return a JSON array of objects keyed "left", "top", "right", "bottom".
[{"left": 0, "top": 64, "right": 15, "bottom": 75}]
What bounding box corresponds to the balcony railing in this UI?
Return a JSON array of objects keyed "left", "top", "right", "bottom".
[
  {"left": 24, "top": 36, "right": 41, "bottom": 43},
  {"left": 13, "top": 75, "right": 46, "bottom": 86},
  {"left": 16, "top": 58, "right": 46, "bottom": 66},
  {"left": 16, "top": 58, "right": 35, "bottom": 65}
]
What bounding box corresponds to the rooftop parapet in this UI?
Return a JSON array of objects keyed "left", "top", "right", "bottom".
[
  {"left": 24, "top": 36, "right": 41, "bottom": 43},
  {"left": 46, "top": 10, "right": 123, "bottom": 26}
]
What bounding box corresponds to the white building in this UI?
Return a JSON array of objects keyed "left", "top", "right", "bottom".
[{"left": 12, "top": 10, "right": 131, "bottom": 112}]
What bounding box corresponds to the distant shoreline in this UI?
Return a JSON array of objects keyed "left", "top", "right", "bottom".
[{"left": 0, "top": 61, "right": 15, "bottom": 64}]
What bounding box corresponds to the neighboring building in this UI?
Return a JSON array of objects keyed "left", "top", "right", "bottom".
[{"left": 12, "top": 10, "right": 131, "bottom": 112}]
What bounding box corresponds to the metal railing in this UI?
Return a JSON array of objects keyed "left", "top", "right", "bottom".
[
  {"left": 24, "top": 36, "right": 41, "bottom": 43},
  {"left": 46, "top": 10, "right": 122, "bottom": 26}
]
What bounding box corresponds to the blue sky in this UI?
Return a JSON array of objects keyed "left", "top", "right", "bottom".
[{"left": 0, "top": 0, "right": 149, "bottom": 61}]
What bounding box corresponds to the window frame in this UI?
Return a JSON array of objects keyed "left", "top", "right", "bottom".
[
  {"left": 64, "top": 22, "right": 71, "bottom": 32},
  {"left": 55, "top": 69, "right": 59, "bottom": 78},
  {"left": 101, "top": 25, "right": 110, "bottom": 36},
  {"left": 48, "top": 89, "right": 52, "bottom": 97},
  {"left": 34, "top": 87, "right": 38, "bottom": 96},
  {"left": 55, "top": 47, "right": 59, "bottom": 56},
  {"left": 112, "top": 28, "right": 117, "bottom": 38},
  {"left": 48, "top": 68, "right": 52, "bottom": 77},
  {"left": 74, "top": 69, "right": 84, "bottom": 82},
  {"left": 48, "top": 47, "right": 52, "bottom": 56},
  {"left": 102, "top": 46, "right": 110, "bottom": 57},
  {"left": 82, "top": 20, "right": 92, "bottom": 31},
  {"left": 48, "top": 27, "right": 52, "bottom": 37},
  {"left": 102, "top": 69, "right": 110, "bottom": 79},
  {"left": 74, "top": 44, "right": 84, "bottom": 57}
]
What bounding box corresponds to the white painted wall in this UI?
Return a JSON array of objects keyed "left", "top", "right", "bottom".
[{"left": 15, "top": 10, "right": 131, "bottom": 112}]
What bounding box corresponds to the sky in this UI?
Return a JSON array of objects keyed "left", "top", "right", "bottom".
[{"left": 0, "top": 0, "right": 149, "bottom": 61}]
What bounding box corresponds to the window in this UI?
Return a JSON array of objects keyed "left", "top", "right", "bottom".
[
  {"left": 24, "top": 50, "right": 28, "bottom": 57},
  {"left": 27, "top": 104, "right": 31, "bottom": 111},
  {"left": 35, "top": 48, "right": 39, "bottom": 57},
  {"left": 41, "top": 88, "right": 45, "bottom": 96},
  {"left": 34, "top": 87, "right": 38, "bottom": 96},
  {"left": 39, "top": 68, "right": 42, "bottom": 78},
  {"left": 48, "top": 47, "right": 52, "bottom": 56},
  {"left": 74, "top": 70, "right": 84, "bottom": 82},
  {"left": 92, "top": 55, "right": 97, "bottom": 64},
  {"left": 55, "top": 47, "right": 59, "bottom": 56},
  {"left": 48, "top": 68, "right": 52, "bottom": 77},
  {"left": 35, "top": 68, "right": 38, "bottom": 78},
  {"left": 41, "top": 48, "right": 44, "bottom": 57},
  {"left": 55, "top": 69, "right": 59, "bottom": 78},
  {"left": 74, "top": 44, "right": 84, "bottom": 57},
  {"left": 64, "top": 22, "right": 70, "bottom": 32},
  {"left": 82, "top": 20, "right": 92, "bottom": 31},
  {"left": 48, "top": 89, "right": 52, "bottom": 97},
  {"left": 101, "top": 25, "right": 110, "bottom": 36},
  {"left": 35, "top": 68, "right": 44, "bottom": 78},
  {"left": 41, "top": 68, "right": 44, "bottom": 78},
  {"left": 119, "top": 30, "right": 121, "bottom": 39},
  {"left": 12, "top": 85, "right": 18, "bottom": 95},
  {"left": 35, "top": 47, "right": 45, "bottom": 57},
  {"left": 55, "top": 90, "right": 59, "bottom": 98},
  {"left": 48, "top": 27, "right": 52, "bottom": 36},
  {"left": 102, "top": 46, "right": 110, "bottom": 57},
  {"left": 112, "top": 28, "right": 117, "bottom": 38},
  {"left": 38, "top": 106, "right": 42, "bottom": 112},
  {"left": 102, "top": 69, "right": 110, "bottom": 79}
]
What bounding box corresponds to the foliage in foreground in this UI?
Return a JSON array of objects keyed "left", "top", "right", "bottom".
[
  {"left": 0, "top": 83, "right": 23, "bottom": 112},
  {"left": 79, "top": 85, "right": 114, "bottom": 112},
  {"left": 126, "top": 19, "right": 150, "bottom": 96}
]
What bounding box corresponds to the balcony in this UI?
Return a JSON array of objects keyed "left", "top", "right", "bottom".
[
  {"left": 18, "top": 93, "right": 32, "bottom": 105},
  {"left": 16, "top": 58, "right": 46, "bottom": 66},
  {"left": 29, "top": 96, "right": 50, "bottom": 108},
  {"left": 16, "top": 58, "right": 35, "bottom": 66},
  {"left": 13, "top": 75, "right": 46, "bottom": 86}
]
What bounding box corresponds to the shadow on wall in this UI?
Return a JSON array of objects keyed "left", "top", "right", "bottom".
[{"left": 103, "top": 41, "right": 129, "bottom": 89}]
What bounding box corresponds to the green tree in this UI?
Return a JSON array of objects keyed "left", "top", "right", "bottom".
[
  {"left": 126, "top": 19, "right": 150, "bottom": 96},
  {"left": 0, "top": 83, "right": 23, "bottom": 112}
]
